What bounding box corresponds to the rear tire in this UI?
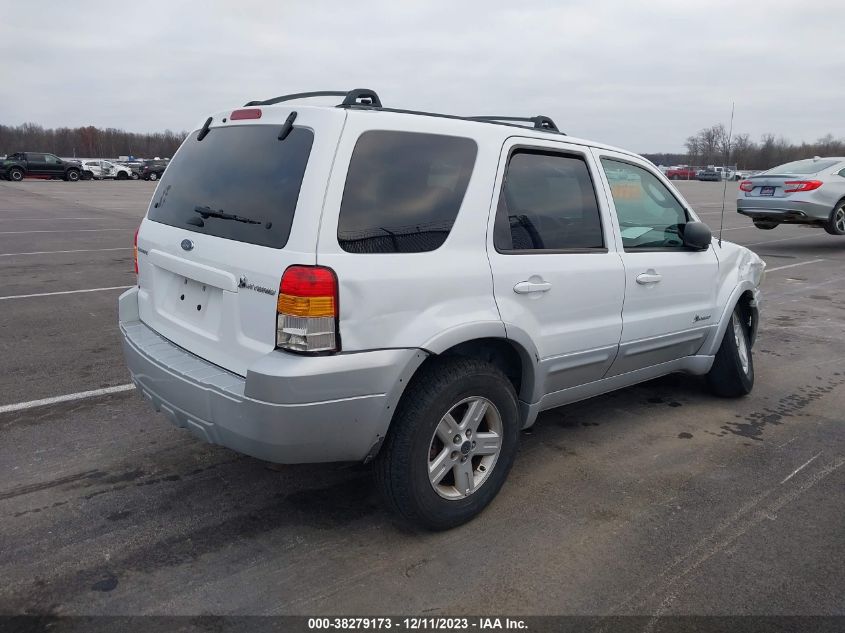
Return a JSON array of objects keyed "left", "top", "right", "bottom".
[
  {"left": 116, "top": 171, "right": 128, "bottom": 180},
  {"left": 375, "top": 357, "right": 520, "bottom": 531},
  {"left": 823, "top": 202, "right": 845, "bottom": 236},
  {"left": 148, "top": 172, "right": 158, "bottom": 181},
  {"left": 753, "top": 221, "right": 778, "bottom": 230},
  {"left": 8, "top": 167, "right": 24, "bottom": 182},
  {"left": 707, "top": 307, "right": 754, "bottom": 397}
]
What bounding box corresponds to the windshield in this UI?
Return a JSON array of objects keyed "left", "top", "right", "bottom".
[
  {"left": 147, "top": 125, "right": 314, "bottom": 249},
  {"left": 764, "top": 159, "right": 838, "bottom": 175}
]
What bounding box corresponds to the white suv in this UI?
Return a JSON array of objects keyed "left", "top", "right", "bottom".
[{"left": 119, "top": 89, "right": 765, "bottom": 530}]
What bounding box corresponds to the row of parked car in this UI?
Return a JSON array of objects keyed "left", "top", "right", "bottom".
[
  {"left": 0, "top": 152, "right": 169, "bottom": 182},
  {"left": 77, "top": 158, "right": 169, "bottom": 181},
  {"left": 663, "top": 166, "right": 755, "bottom": 181}
]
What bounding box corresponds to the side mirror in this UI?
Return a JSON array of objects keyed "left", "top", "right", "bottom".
[{"left": 683, "top": 221, "right": 712, "bottom": 250}]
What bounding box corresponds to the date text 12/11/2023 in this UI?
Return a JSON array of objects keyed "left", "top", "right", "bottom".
[{"left": 306, "top": 617, "right": 528, "bottom": 630}]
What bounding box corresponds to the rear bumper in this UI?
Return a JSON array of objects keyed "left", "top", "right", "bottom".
[
  {"left": 119, "top": 288, "right": 425, "bottom": 464},
  {"left": 737, "top": 198, "right": 831, "bottom": 223}
]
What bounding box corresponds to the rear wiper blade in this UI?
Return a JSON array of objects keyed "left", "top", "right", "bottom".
[{"left": 193, "top": 205, "right": 262, "bottom": 225}]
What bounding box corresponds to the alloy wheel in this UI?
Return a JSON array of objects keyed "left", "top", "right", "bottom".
[
  {"left": 427, "top": 396, "right": 503, "bottom": 500},
  {"left": 732, "top": 314, "right": 750, "bottom": 375}
]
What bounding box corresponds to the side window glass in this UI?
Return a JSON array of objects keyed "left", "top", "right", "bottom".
[
  {"left": 601, "top": 158, "right": 688, "bottom": 249},
  {"left": 838, "top": 168, "right": 845, "bottom": 178},
  {"left": 494, "top": 151, "right": 604, "bottom": 252},
  {"left": 45, "top": 155, "right": 60, "bottom": 164},
  {"left": 28, "top": 153, "right": 46, "bottom": 162},
  {"left": 337, "top": 131, "right": 477, "bottom": 253}
]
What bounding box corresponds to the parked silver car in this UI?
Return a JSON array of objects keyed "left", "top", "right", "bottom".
[{"left": 737, "top": 157, "right": 845, "bottom": 234}]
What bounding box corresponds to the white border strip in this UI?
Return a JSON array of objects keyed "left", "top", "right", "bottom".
[
  {"left": 781, "top": 452, "right": 822, "bottom": 484},
  {"left": 766, "top": 259, "right": 824, "bottom": 273},
  {"left": 0, "top": 228, "right": 130, "bottom": 235},
  {"left": 0, "top": 285, "right": 133, "bottom": 300},
  {"left": 0, "top": 384, "right": 135, "bottom": 414},
  {"left": 746, "top": 233, "right": 820, "bottom": 246},
  {"left": 0, "top": 247, "right": 132, "bottom": 257},
  {"left": 0, "top": 217, "right": 105, "bottom": 221}
]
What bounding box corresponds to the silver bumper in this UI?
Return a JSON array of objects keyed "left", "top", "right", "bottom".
[
  {"left": 119, "top": 288, "right": 425, "bottom": 464},
  {"left": 737, "top": 198, "right": 831, "bottom": 222}
]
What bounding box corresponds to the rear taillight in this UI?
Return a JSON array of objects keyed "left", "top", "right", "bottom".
[
  {"left": 739, "top": 180, "right": 754, "bottom": 192},
  {"left": 276, "top": 265, "right": 339, "bottom": 353},
  {"left": 133, "top": 226, "right": 139, "bottom": 277},
  {"left": 784, "top": 180, "right": 822, "bottom": 193}
]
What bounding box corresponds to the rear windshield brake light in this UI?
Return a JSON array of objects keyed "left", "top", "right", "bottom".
[{"left": 230, "top": 108, "right": 262, "bottom": 120}]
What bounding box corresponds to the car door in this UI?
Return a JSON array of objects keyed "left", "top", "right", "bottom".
[
  {"left": 25, "top": 153, "right": 48, "bottom": 176},
  {"left": 487, "top": 139, "right": 626, "bottom": 399},
  {"left": 44, "top": 154, "right": 64, "bottom": 177},
  {"left": 593, "top": 149, "right": 719, "bottom": 376}
]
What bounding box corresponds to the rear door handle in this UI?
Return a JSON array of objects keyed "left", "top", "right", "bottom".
[
  {"left": 636, "top": 271, "right": 662, "bottom": 285},
  {"left": 513, "top": 280, "right": 552, "bottom": 294}
]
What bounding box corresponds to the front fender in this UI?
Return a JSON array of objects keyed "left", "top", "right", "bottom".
[{"left": 701, "top": 240, "right": 765, "bottom": 355}]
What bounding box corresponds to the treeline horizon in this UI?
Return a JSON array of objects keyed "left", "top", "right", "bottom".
[
  {"left": 3, "top": 121, "right": 844, "bottom": 170},
  {"left": 643, "top": 126, "right": 845, "bottom": 171},
  {"left": 0, "top": 123, "right": 188, "bottom": 159}
]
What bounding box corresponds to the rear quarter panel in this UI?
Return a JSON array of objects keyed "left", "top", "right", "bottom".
[{"left": 315, "top": 112, "right": 505, "bottom": 352}]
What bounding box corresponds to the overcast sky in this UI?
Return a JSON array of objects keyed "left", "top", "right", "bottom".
[{"left": 2, "top": 0, "right": 843, "bottom": 152}]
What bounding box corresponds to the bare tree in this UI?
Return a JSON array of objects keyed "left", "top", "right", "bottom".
[{"left": 0, "top": 123, "right": 187, "bottom": 158}]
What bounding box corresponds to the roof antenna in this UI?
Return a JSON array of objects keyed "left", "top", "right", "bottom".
[{"left": 718, "top": 102, "right": 735, "bottom": 247}]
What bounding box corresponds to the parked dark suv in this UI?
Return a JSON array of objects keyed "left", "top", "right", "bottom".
[
  {"left": 1, "top": 152, "right": 82, "bottom": 182},
  {"left": 140, "top": 159, "right": 169, "bottom": 181}
]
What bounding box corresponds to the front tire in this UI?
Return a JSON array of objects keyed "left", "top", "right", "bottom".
[
  {"left": 8, "top": 167, "right": 24, "bottom": 182},
  {"left": 65, "top": 169, "right": 80, "bottom": 182},
  {"left": 707, "top": 308, "right": 754, "bottom": 397},
  {"left": 375, "top": 357, "right": 520, "bottom": 530},
  {"left": 116, "top": 171, "right": 128, "bottom": 180},
  {"left": 148, "top": 172, "right": 158, "bottom": 181},
  {"left": 753, "top": 221, "right": 779, "bottom": 230},
  {"left": 824, "top": 202, "right": 845, "bottom": 236}
]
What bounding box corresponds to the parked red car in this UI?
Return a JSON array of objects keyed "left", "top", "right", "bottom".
[{"left": 666, "top": 166, "right": 698, "bottom": 180}]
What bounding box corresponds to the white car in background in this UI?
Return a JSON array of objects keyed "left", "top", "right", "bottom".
[{"left": 81, "top": 159, "right": 135, "bottom": 180}]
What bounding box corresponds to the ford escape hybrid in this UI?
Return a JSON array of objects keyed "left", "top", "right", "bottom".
[{"left": 120, "top": 89, "right": 765, "bottom": 530}]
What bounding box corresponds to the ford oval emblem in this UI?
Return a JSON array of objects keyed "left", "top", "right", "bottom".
[{"left": 180, "top": 239, "right": 194, "bottom": 252}]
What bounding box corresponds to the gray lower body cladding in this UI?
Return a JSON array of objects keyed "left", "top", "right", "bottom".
[{"left": 119, "top": 290, "right": 425, "bottom": 464}]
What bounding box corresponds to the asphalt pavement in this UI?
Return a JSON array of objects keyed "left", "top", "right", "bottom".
[{"left": 0, "top": 179, "right": 842, "bottom": 618}]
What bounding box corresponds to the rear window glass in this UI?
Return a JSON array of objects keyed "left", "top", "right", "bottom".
[
  {"left": 337, "top": 131, "right": 477, "bottom": 253},
  {"left": 147, "top": 125, "right": 314, "bottom": 249},
  {"left": 765, "top": 159, "right": 838, "bottom": 175}
]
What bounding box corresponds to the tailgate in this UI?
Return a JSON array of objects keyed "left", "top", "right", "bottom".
[{"left": 135, "top": 107, "right": 346, "bottom": 376}]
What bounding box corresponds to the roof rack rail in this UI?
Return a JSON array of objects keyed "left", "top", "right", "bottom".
[
  {"left": 467, "top": 115, "right": 561, "bottom": 133},
  {"left": 244, "top": 88, "right": 382, "bottom": 108}
]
